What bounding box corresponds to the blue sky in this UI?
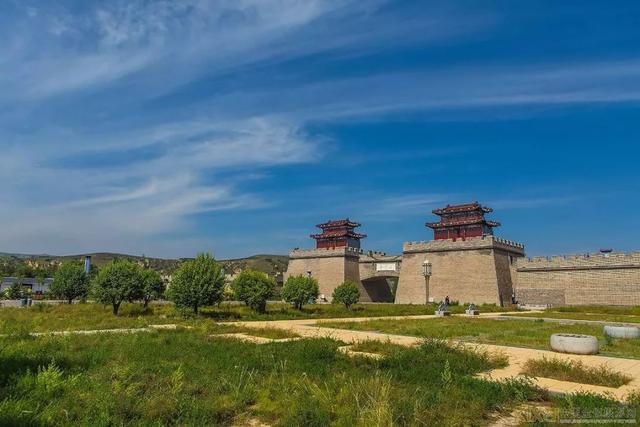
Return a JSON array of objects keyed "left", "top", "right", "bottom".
[{"left": 1, "top": 1, "right": 639, "bottom": 259}]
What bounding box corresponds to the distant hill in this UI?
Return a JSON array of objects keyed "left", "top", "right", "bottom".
[
  {"left": 0, "top": 252, "right": 289, "bottom": 276},
  {"left": 221, "top": 254, "right": 289, "bottom": 276}
]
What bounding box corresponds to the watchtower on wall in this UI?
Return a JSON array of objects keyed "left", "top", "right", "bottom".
[
  {"left": 427, "top": 202, "right": 500, "bottom": 240},
  {"left": 286, "top": 218, "right": 365, "bottom": 302},
  {"left": 395, "top": 202, "right": 524, "bottom": 306},
  {"left": 311, "top": 219, "right": 367, "bottom": 249}
]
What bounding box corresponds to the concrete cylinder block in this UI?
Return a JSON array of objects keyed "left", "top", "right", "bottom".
[
  {"left": 604, "top": 325, "right": 640, "bottom": 339},
  {"left": 550, "top": 334, "right": 599, "bottom": 355}
]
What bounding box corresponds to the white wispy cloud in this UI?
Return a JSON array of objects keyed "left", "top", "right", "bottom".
[
  {"left": 212, "top": 60, "right": 640, "bottom": 122},
  {"left": 0, "top": 117, "right": 318, "bottom": 255},
  {"left": 0, "top": 0, "right": 394, "bottom": 102}
]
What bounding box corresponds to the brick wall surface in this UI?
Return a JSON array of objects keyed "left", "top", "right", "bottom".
[
  {"left": 494, "top": 250, "right": 518, "bottom": 306},
  {"left": 427, "top": 248, "right": 500, "bottom": 305},
  {"left": 395, "top": 252, "right": 429, "bottom": 304}
]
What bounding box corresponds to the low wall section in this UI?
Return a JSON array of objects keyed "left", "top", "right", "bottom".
[{"left": 515, "top": 252, "right": 640, "bottom": 306}]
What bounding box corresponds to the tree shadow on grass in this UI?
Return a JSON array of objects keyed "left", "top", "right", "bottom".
[
  {"left": 195, "top": 303, "right": 369, "bottom": 322},
  {"left": 0, "top": 340, "right": 90, "bottom": 387},
  {"left": 198, "top": 305, "right": 312, "bottom": 321},
  {"left": 197, "top": 308, "right": 244, "bottom": 320}
]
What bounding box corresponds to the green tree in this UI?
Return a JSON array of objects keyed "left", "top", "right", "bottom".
[
  {"left": 167, "top": 253, "right": 225, "bottom": 314},
  {"left": 14, "top": 263, "right": 34, "bottom": 278},
  {"left": 7, "top": 280, "right": 24, "bottom": 299},
  {"left": 281, "top": 275, "right": 319, "bottom": 310},
  {"left": 140, "top": 268, "right": 165, "bottom": 307},
  {"left": 50, "top": 262, "right": 88, "bottom": 304},
  {"left": 231, "top": 270, "right": 275, "bottom": 313},
  {"left": 331, "top": 281, "right": 361, "bottom": 309},
  {"left": 91, "top": 260, "right": 144, "bottom": 315}
]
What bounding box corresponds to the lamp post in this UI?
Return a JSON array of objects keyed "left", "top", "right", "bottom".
[
  {"left": 421, "top": 260, "right": 432, "bottom": 304},
  {"left": 422, "top": 260, "right": 432, "bottom": 278}
]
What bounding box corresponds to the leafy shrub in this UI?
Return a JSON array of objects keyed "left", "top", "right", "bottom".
[
  {"left": 51, "top": 262, "right": 89, "bottom": 304},
  {"left": 91, "top": 260, "right": 144, "bottom": 315},
  {"left": 18, "top": 363, "right": 78, "bottom": 399},
  {"left": 270, "top": 286, "right": 282, "bottom": 301},
  {"left": 167, "top": 253, "right": 225, "bottom": 314},
  {"left": 6, "top": 281, "right": 24, "bottom": 299},
  {"left": 140, "top": 268, "right": 165, "bottom": 307},
  {"left": 281, "top": 275, "right": 319, "bottom": 310},
  {"left": 331, "top": 281, "right": 360, "bottom": 309},
  {"left": 231, "top": 270, "right": 276, "bottom": 312}
]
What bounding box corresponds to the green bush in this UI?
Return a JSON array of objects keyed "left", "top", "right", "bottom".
[
  {"left": 167, "top": 253, "right": 224, "bottom": 314},
  {"left": 91, "top": 260, "right": 144, "bottom": 315},
  {"left": 140, "top": 268, "right": 165, "bottom": 307},
  {"left": 231, "top": 270, "right": 275, "bottom": 313},
  {"left": 331, "top": 281, "right": 360, "bottom": 309},
  {"left": 5, "top": 281, "right": 24, "bottom": 299},
  {"left": 281, "top": 275, "right": 319, "bottom": 310},
  {"left": 51, "top": 262, "right": 89, "bottom": 304}
]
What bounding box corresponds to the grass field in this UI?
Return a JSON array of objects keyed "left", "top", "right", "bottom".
[
  {"left": 0, "top": 330, "right": 540, "bottom": 426},
  {"left": 0, "top": 301, "right": 511, "bottom": 334},
  {"left": 2, "top": 305, "right": 639, "bottom": 425},
  {"left": 320, "top": 317, "right": 640, "bottom": 359}
]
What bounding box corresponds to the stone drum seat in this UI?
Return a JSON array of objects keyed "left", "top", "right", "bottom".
[
  {"left": 604, "top": 326, "right": 640, "bottom": 339},
  {"left": 550, "top": 333, "right": 599, "bottom": 355}
]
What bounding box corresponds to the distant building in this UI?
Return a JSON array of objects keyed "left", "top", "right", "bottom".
[{"left": 1, "top": 277, "right": 54, "bottom": 295}]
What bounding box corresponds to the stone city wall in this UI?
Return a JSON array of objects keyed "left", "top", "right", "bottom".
[
  {"left": 515, "top": 252, "right": 640, "bottom": 306},
  {"left": 285, "top": 243, "right": 640, "bottom": 307}
]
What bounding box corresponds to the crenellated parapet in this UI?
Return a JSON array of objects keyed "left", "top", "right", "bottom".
[
  {"left": 289, "top": 247, "right": 363, "bottom": 259},
  {"left": 403, "top": 235, "right": 524, "bottom": 255},
  {"left": 493, "top": 237, "right": 525, "bottom": 250}
]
